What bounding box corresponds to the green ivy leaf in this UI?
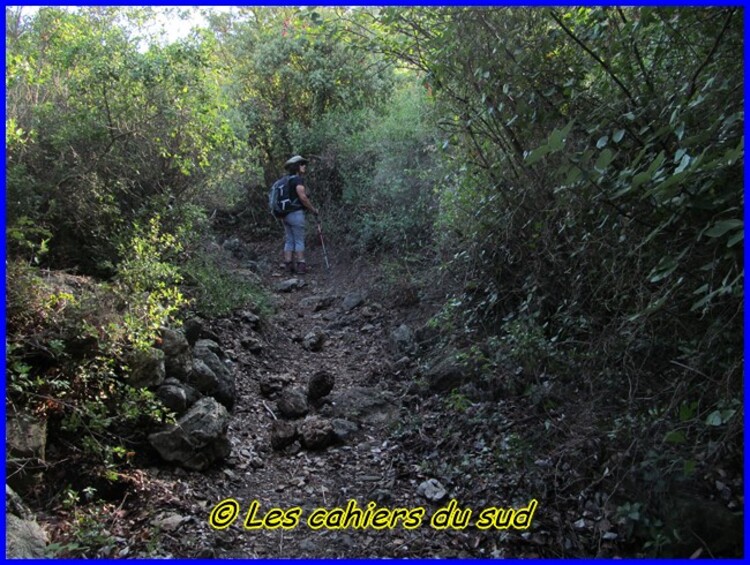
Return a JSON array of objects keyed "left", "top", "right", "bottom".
[
  {"left": 565, "top": 166, "right": 582, "bottom": 184},
  {"left": 674, "top": 153, "right": 691, "bottom": 174},
  {"left": 595, "top": 148, "right": 614, "bottom": 172},
  {"left": 547, "top": 120, "right": 574, "bottom": 152},
  {"left": 548, "top": 131, "right": 564, "bottom": 152},
  {"left": 683, "top": 459, "right": 696, "bottom": 477},
  {"left": 705, "top": 409, "right": 736, "bottom": 426},
  {"left": 649, "top": 256, "right": 678, "bottom": 283},
  {"left": 525, "top": 144, "right": 550, "bottom": 165},
  {"left": 631, "top": 171, "right": 651, "bottom": 190},
  {"left": 679, "top": 401, "right": 698, "bottom": 421},
  {"left": 705, "top": 219, "right": 743, "bottom": 238}
]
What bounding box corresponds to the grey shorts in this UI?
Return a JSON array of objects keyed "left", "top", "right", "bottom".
[{"left": 283, "top": 210, "right": 306, "bottom": 252}]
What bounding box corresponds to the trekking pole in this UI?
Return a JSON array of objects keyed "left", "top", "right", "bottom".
[{"left": 316, "top": 217, "right": 331, "bottom": 271}]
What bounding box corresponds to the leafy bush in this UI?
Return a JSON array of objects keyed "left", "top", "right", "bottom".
[
  {"left": 378, "top": 6, "right": 742, "bottom": 375},
  {"left": 181, "top": 250, "right": 272, "bottom": 318},
  {"left": 313, "top": 80, "right": 441, "bottom": 253},
  {"left": 5, "top": 216, "right": 188, "bottom": 485},
  {"left": 375, "top": 8, "right": 742, "bottom": 555},
  {"left": 6, "top": 7, "right": 246, "bottom": 274},
  {"left": 114, "top": 216, "right": 187, "bottom": 350}
]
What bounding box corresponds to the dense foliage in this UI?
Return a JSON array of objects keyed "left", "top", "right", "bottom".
[
  {"left": 5, "top": 6, "right": 742, "bottom": 557},
  {"left": 367, "top": 8, "right": 743, "bottom": 554},
  {"left": 6, "top": 7, "right": 249, "bottom": 272},
  {"left": 5, "top": 6, "right": 261, "bottom": 506}
]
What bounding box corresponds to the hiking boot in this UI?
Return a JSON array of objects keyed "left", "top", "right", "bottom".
[
  {"left": 284, "top": 261, "right": 295, "bottom": 274},
  {"left": 296, "top": 261, "right": 307, "bottom": 274}
]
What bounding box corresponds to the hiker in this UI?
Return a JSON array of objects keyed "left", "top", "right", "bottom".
[{"left": 281, "top": 155, "right": 319, "bottom": 275}]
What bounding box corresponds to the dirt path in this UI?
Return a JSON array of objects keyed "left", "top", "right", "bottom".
[
  {"left": 210, "top": 248, "right": 420, "bottom": 558},
  {"left": 35, "top": 229, "right": 741, "bottom": 559},
  {"left": 139, "top": 240, "right": 548, "bottom": 558},
  {"left": 144, "top": 243, "right": 424, "bottom": 557}
]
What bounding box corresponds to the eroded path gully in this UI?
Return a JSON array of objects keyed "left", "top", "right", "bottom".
[{"left": 150, "top": 242, "right": 539, "bottom": 558}]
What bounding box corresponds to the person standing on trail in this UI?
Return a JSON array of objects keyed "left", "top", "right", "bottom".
[{"left": 281, "top": 155, "right": 319, "bottom": 275}]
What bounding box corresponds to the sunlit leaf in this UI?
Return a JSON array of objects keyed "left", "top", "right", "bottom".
[{"left": 594, "top": 148, "right": 614, "bottom": 171}]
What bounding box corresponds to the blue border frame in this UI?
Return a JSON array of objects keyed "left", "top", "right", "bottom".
[
  {"left": 2, "top": 3, "right": 746, "bottom": 563},
  {"left": 743, "top": 6, "right": 748, "bottom": 564}
]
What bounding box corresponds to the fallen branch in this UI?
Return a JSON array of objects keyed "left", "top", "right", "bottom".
[{"left": 261, "top": 400, "right": 277, "bottom": 421}]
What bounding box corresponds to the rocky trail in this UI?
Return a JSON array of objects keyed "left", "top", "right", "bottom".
[
  {"left": 16, "top": 229, "right": 738, "bottom": 560},
  {"left": 14, "top": 231, "right": 741, "bottom": 559},
  {"left": 167, "top": 243, "right": 431, "bottom": 558},
  {"left": 106, "top": 236, "right": 555, "bottom": 559},
  {"left": 6, "top": 225, "right": 739, "bottom": 560},
  {"left": 33, "top": 232, "right": 664, "bottom": 559}
]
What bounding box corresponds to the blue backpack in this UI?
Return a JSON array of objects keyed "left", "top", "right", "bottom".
[{"left": 268, "top": 175, "right": 302, "bottom": 218}]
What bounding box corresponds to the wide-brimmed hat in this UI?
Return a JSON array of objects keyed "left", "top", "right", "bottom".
[{"left": 284, "top": 155, "right": 308, "bottom": 170}]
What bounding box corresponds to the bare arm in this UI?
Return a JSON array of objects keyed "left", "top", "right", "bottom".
[{"left": 295, "top": 184, "right": 318, "bottom": 216}]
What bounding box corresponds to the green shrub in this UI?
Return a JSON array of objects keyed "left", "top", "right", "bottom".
[
  {"left": 181, "top": 251, "right": 272, "bottom": 318},
  {"left": 303, "top": 80, "right": 440, "bottom": 254},
  {"left": 5, "top": 216, "right": 185, "bottom": 477},
  {"left": 115, "top": 215, "right": 187, "bottom": 351}
]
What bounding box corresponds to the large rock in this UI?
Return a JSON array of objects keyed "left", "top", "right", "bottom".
[
  {"left": 302, "top": 327, "right": 327, "bottom": 352},
  {"left": 320, "top": 386, "right": 399, "bottom": 426},
  {"left": 275, "top": 279, "right": 305, "bottom": 293},
  {"left": 6, "top": 514, "right": 48, "bottom": 558},
  {"left": 307, "top": 370, "right": 335, "bottom": 404},
  {"left": 331, "top": 419, "right": 359, "bottom": 443},
  {"left": 417, "top": 478, "right": 448, "bottom": 502},
  {"left": 6, "top": 485, "right": 48, "bottom": 558},
  {"left": 6, "top": 411, "right": 46, "bottom": 492},
  {"left": 259, "top": 372, "right": 295, "bottom": 398},
  {"left": 155, "top": 378, "right": 201, "bottom": 415},
  {"left": 160, "top": 328, "right": 193, "bottom": 380},
  {"left": 189, "top": 340, "right": 235, "bottom": 409},
  {"left": 277, "top": 388, "right": 309, "bottom": 419},
  {"left": 424, "top": 349, "right": 466, "bottom": 393},
  {"left": 389, "top": 324, "right": 416, "bottom": 356},
  {"left": 126, "top": 347, "right": 165, "bottom": 388},
  {"left": 183, "top": 318, "right": 203, "bottom": 347},
  {"left": 241, "top": 335, "right": 263, "bottom": 354},
  {"left": 6, "top": 485, "right": 33, "bottom": 520},
  {"left": 148, "top": 397, "right": 231, "bottom": 470},
  {"left": 6, "top": 411, "right": 46, "bottom": 462},
  {"left": 239, "top": 310, "right": 261, "bottom": 330},
  {"left": 342, "top": 292, "right": 365, "bottom": 312},
  {"left": 270, "top": 420, "right": 298, "bottom": 451},
  {"left": 194, "top": 339, "right": 224, "bottom": 359},
  {"left": 299, "top": 417, "right": 335, "bottom": 450},
  {"left": 187, "top": 358, "right": 218, "bottom": 392},
  {"left": 299, "top": 295, "right": 337, "bottom": 311}
]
